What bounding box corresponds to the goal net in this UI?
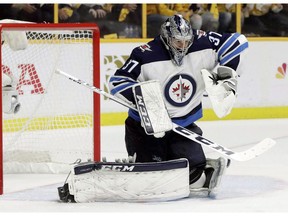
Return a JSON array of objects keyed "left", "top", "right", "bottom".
[{"left": 0, "top": 23, "right": 100, "bottom": 194}]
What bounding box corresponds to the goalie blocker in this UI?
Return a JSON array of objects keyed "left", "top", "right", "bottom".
[
  {"left": 58, "top": 159, "right": 190, "bottom": 202},
  {"left": 133, "top": 80, "right": 173, "bottom": 138}
]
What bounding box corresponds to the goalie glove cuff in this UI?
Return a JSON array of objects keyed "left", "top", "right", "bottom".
[
  {"left": 217, "top": 66, "right": 238, "bottom": 95},
  {"left": 221, "top": 78, "right": 237, "bottom": 95},
  {"left": 154, "top": 132, "right": 166, "bottom": 138},
  {"left": 217, "top": 66, "right": 238, "bottom": 80}
]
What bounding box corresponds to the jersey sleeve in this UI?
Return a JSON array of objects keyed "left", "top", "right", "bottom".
[
  {"left": 206, "top": 31, "right": 248, "bottom": 71},
  {"left": 108, "top": 47, "right": 142, "bottom": 104}
]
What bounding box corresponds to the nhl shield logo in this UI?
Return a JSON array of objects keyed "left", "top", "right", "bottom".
[{"left": 164, "top": 74, "right": 196, "bottom": 107}]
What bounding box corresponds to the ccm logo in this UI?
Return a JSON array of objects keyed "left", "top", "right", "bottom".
[
  {"left": 136, "top": 95, "right": 151, "bottom": 127},
  {"left": 174, "top": 126, "right": 234, "bottom": 155},
  {"left": 101, "top": 165, "right": 135, "bottom": 172}
]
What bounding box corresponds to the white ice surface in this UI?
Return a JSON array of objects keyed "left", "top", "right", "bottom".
[{"left": 1, "top": 118, "right": 288, "bottom": 214}]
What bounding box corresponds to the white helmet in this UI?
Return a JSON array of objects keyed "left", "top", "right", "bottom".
[{"left": 160, "top": 14, "right": 194, "bottom": 66}]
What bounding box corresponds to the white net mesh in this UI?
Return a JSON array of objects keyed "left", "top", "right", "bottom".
[{"left": 2, "top": 26, "right": 98, "bottom": 173}]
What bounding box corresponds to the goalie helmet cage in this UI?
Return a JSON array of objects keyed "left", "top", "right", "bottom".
[{"left": 0, "top": 23, "right": 101, "bottom": 195}]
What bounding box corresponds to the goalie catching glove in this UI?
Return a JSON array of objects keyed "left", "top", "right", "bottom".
[{"left": 201, "top": 66, "right": 238, "bottom": 118}]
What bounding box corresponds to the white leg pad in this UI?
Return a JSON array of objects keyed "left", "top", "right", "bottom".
[{"left": 67, "top": 159, "right": 190, "bottom": 202}]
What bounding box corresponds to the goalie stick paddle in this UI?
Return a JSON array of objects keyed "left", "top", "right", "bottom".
[{"left": 55, "top": 69, "right": 276, "bottom": 161}]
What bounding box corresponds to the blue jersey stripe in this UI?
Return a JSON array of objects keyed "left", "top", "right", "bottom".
[
  {"left": 109, "top": 76, "right": 135, "bottom": 83},
  {"left": 220, "top": 42, "right": 248, "bottom": 65},
  {"left": 218, "top": 33, "right": 240, "bottom": 59},
  {"left": 172, "top": 108, "right": 203, "bottom": 127},
  {"left": 110, "top": 82, "right": 135, "bottom": 95}
]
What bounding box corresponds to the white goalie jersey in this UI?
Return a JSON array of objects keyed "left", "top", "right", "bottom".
[{"left": 109, "top": 31, "right": 248, "bottom": 125}]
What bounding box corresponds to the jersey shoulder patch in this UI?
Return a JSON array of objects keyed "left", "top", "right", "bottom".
[
  {"left": 133, "top": 37, "right": 170, "bottom": 64},
  {"left": 138, "top": 43, "right": 153, "bottom": 52}
]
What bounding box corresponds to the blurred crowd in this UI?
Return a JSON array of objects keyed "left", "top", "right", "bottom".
[
  {"left": 0, "top": 3, "right": 288, "bottom": 38},
  {"left": 147, "top": 3, "right": 288, "bottom": 37},
  {"left": 242, "top": 4, "right": 288, "bottom": 36},
  {"left": 0, "top": 3, "right": 142, "bottom": 38}
]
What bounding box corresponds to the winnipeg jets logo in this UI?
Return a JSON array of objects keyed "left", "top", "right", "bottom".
[
  {"left": 139, "top": 44, "right": 152, "bottom": 52},
  {"left": 165, "top": 74, "right": 196, "bottom": 107},
  {"left": 172, "top": 76, "right": 190, "bottom": 101}
]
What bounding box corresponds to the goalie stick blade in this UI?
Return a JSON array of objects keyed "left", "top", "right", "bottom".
[
  {"left": 172, "top": 124, "right": 276, "bottom": 161},
  {"left": 229, "top": 138, "right": 276, "bottom": 161}
]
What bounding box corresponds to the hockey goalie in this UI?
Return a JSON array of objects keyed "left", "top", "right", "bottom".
[
  {"left": 58, "top": 14, "right": 248, "bottom": 202},
  {"left": 1, "top": 19, "right": 28, "bottom": 114}
]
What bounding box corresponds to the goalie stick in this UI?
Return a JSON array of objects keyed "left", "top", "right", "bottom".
[{"left": 55, "top": 69, "right": 276, "bottom": 162}]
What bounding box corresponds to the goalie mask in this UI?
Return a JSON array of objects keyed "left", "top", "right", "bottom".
[{"left": 160, "top": 14, "right": 194, "bottom": 66}]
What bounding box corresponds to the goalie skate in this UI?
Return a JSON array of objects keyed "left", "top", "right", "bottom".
[
  {"left": 204, "top": 157, "right": 228, "bottom": 197},
  {"left": 190, "top": 157, "right": 228, "bottom": 197}
]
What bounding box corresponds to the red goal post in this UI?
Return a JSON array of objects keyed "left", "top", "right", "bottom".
[{"left": 0, "top": 23, "right": 101, "bottom": 195}]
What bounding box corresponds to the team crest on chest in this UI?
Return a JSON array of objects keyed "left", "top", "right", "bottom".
[{"left": 164, "top": 74, "right": 196, "bottom": 106}]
